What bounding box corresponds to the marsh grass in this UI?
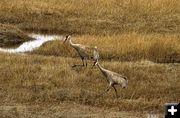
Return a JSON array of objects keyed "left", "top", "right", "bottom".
[
  {"left": 0, "top": 0, "right": 179, "bottom": 34},
  {"left": 0, "top": 53, "right": 179, "bottom": 113},
  {"left": 0, "top": 0, "right": 180, "bottom": 116},
  {"left": 33, "top": 33, "right": 180, "bottom": 63}
]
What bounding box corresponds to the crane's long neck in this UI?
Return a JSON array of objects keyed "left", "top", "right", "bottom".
[
  {"left": 68, "top": 39, "right": 79, "bottom": 49},
  {"left": 96, "top": 62, "right": 108, "bottom": 78},
  {"left": 68, "top": 39, "right": 74, "bottom": 46}
]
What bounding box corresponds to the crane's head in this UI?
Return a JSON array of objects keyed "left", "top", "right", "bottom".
[
  {"left": 64, "top": 35, "right": 71, "bottom": 43},
  {"left": 92, "top": 46, "right": 99, "bottom": 68}
]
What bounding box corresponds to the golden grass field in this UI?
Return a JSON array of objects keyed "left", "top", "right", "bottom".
[
  {"left": 33, "top": 33, "right": 180, "bottom": 63},
  {"left": 0, "top": 0, "right": 180, "bottom": 117},
  {"left": 0, "top": 52, "right": 179, "bottom": 118},
  {"left": 0, "top": 0, "right": 179, "bottom": 34}
]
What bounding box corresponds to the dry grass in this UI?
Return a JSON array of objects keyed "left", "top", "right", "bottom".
[
  {"left": 0, "top": 23, "right": 33, "bottom": 47},
  {"left": 0, "top": 0, "right": 179, "bottom": 117},
  {"left": 0, "top": 103, "right": 147, "bottom": 118},
  {"left": 0, "top": 52, "right": 179, "bottom": 114},
  {"left": 0, "top": 0, "right": 179, "bottom": 34},
  {"left": 33, "top": 33, "right": 180, "bottom": 63}
]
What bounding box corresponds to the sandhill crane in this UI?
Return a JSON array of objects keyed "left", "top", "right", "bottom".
[
  {"left": 92, "top": 48, "right": 128, "bottom": 98},
  {"left": 64, "top": 35, "right": 95, "bottom": 67}
]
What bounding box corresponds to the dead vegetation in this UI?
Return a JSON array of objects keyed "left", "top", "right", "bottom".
[
  {"left": 0, "top": 0, "right": 179, "bottom": 117},
  {"left": 0, "top": 0, "right": 179, "bottom": 34},
  {"left": 0, "top": 53, "right": 179, "bottom": 114}
]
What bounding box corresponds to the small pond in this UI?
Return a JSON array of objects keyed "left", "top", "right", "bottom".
[{"left": 0, "top": 34, "right": 63, "bottom": 53}]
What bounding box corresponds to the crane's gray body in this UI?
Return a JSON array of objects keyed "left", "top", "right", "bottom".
[
  {"left": 96, "top": 62, "right": 128, "bottom": 88},
  {"left": 64, "top": 35, "right": 94, "bottom": 66},
  {"left": 93, "top": 48, "right": 128, "bottom": 98}
]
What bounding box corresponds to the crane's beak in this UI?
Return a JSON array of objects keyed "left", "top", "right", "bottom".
[{"left": 64, "top": 38, "right": 67, "bottom": 43}]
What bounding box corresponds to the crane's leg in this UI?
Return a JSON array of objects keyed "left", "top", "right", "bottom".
[
  {"left": 85, "top": 58, "right": 88, "bottom": 67},
  {"left": 96, "top": 86, "right": 111, "bottom": 98},
  {"left": 81, "top": 58, "right": 85, "bottom": 66},
  {"left": 72, "top": 57, "right": 85, "bottom": 67},
  {"left": 112, "top": 85, "right": 118, "bottom": 98}
]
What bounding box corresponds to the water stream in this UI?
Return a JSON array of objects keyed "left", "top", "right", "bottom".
[{"left": 0, "top": 34, "right": 63, "bottom": 53}]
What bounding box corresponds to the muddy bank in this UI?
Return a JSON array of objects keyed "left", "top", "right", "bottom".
[{"left": 0, "top": 24, "right": 33, "bottom": 48}]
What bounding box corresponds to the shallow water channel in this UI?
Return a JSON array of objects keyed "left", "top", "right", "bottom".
[{"left": 0, "top": 34, "right": 63, "bottom": 53}]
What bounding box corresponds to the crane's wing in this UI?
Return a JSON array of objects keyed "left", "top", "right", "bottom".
[
  {"left": 78, "top": 45, "right": 90, "bottom": 53},
  {"left": 75, "top": 44, "right": 95, "bottom": 58}
]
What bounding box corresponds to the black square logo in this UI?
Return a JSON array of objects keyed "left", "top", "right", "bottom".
[{"left": 165, "top": 103, "right": 180, "bottom": 118}]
